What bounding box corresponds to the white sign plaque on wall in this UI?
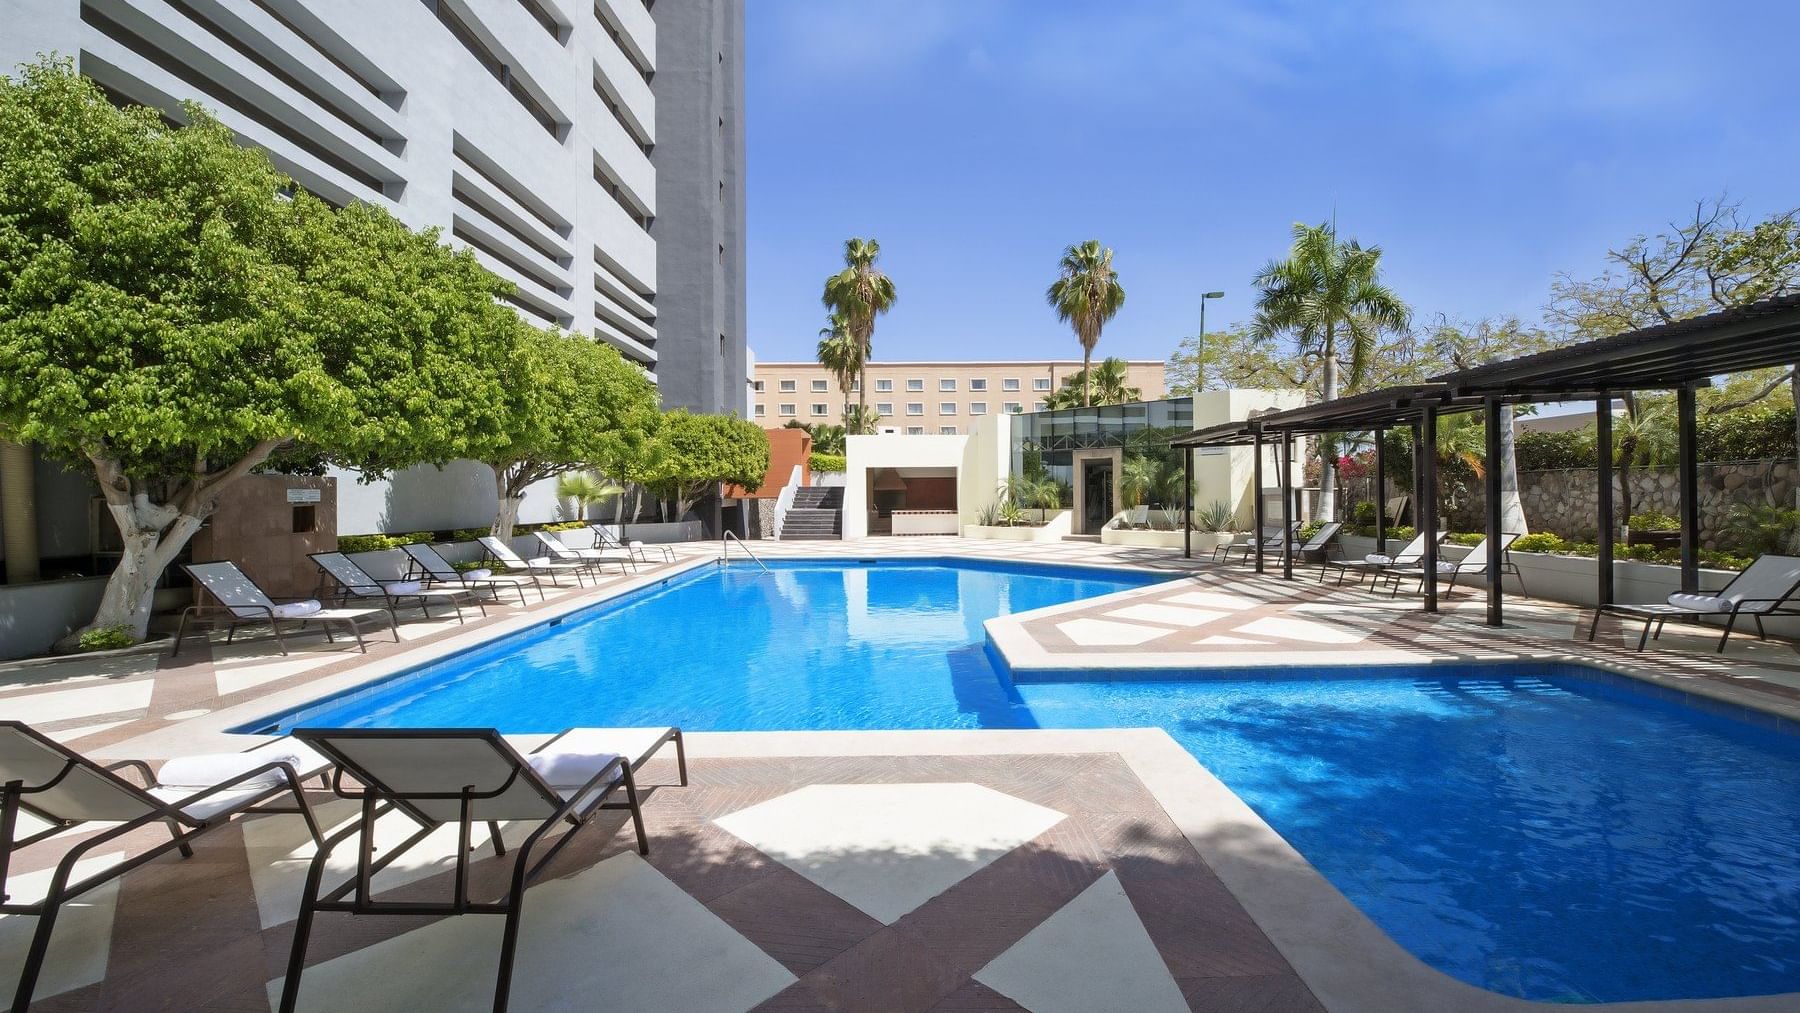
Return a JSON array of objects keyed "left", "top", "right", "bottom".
[{"left": 286, "top": 488, "right": 322, "bottom": 504}]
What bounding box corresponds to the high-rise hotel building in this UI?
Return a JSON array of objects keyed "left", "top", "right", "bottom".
[{"left": 2, "top": 0, "right": 748, "bottom": 531}]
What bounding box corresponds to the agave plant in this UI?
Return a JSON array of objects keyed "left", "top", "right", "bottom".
[
  {"left": 997, "top": 498, "right": 1026, "bottom": 527},
  {"left": 1194, "top": 500, "right": 1234, "bottom": 533}
]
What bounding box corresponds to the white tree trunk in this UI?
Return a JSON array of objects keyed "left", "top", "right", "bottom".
[
  {"left": 492, "top": 466, "right": 524, "bottom": 541},
  {"left": 1497, "top": 404, "right": 1528, "bottom": 535},
  {"left": 1317, "top": 334, "right": 1339, "bottom": 521}
]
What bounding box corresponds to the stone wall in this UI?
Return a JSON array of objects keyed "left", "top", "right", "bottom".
[{"left": 1512, "top": 459, "right": 1797, "bottom": 545}]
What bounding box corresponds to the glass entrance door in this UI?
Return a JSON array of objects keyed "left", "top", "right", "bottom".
[{"left": 1081, "top": 459, "right": 1113, "bottom": 533}]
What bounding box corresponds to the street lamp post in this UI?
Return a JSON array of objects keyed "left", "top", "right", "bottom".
[{"left": 1198, "top": 290, "right": 1225, "bottom": 390}]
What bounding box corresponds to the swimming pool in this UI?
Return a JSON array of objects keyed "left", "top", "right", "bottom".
[{"left": 248, "top": 558, "right": 1800, "bottom": 1003}]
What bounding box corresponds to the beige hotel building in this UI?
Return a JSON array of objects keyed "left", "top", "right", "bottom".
[{"left": 751, "top": 360, "right": 1167, "bottom": 433}]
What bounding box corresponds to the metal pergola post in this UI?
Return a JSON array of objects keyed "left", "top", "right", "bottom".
[
  {"left": 1483, "top": 397, "right": 1504, "bottom": 627},
  {"left": 1372, "top": 428, "right": 1387, "bottom": 550},
  {"left": 1677, "top": 383, "right": 1700, "bottom": 592},
  {"left": 1279, "top": 432, "right": 1295, "bottom": 580},
  {"left": 1419, "top": 404, "right": 1439, "bottom": 613},
  {"left": 1595, "top": 397, "right": 1615, "bottom": 606},
  {"left": 1252, "top": 431, "right": 1266, "bottom": 574},
  {"left": 1183, "top": 446, "right": 1193, "bottom": 560}
]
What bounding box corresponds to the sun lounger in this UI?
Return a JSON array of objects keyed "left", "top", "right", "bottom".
[
  {"left": 2, "top": 723, "right": 326, "bottom": 1012},
  {"left": 1379, "top": 532, "right": 1523, "bottom": 597},
  {"left": 478, "top": 535, "right": 594, "bottom": 588},
  {"left": 175, "top": 561, "right": 397, "bottom": 657},
  {"left": 1319, "top": 530, "right": 1446, "bottom": 588},
  {"left": 1295, "top": 521, "right": 1343, "bottom": 562},
  {"left": 533, "top": 531, "right": 633, "bottom": 575},
  {"left": 502, "top": 726, "right": 688, "bottom": 788},
  {"left": 1587, "top": 554, "right": 1800, "bottom": 651},
  {"left": 402, "top": 542, "right": 544, "bottom": 605},
  {"left": 589, "top": 523, "right": 674, "bottom": 563},
  {"left": 309, "top": 551, "right": 484, "bottom": 622},
  {"left": 1214, "top": 523, "right": 1299, "bottom": 564},
  {"left": 276, "top": 728, "right": 652, "bottom": 1013}
]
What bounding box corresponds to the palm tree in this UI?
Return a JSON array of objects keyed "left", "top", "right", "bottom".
[
  {"left": 1253, "top": 221, "right": 1410, "bottom": 520},
  {"left": 1044, "top": 356, "right": 1141, "bottom": 408},
  {"left": 821, "top": 238, "right": 897, "bottom": 417},
  {"left": 1046, "top": 241, "right": 1126, "bottom": 407},
  {"left": 816, "top": 311, "right": 860, "bottom": 421}
]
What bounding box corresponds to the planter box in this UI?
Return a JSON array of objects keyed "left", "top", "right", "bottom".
[
  {"left": 1508, "top": 551, "right": 1799, "bottom": 640},
  {"left": 811, "top": 472, "right": 846, "bottom": 487},
  {"left": 0, "top": 578, "right": 187, "bottom": 660},
  {"left": 963, "top": 524, "right": 1066, "bottom": 543},
  {"left": 613, "top": 520, "right": 703, "bottom": 544},
  {"left": 1100, "top": 527, "right": 1189, "bottom": 549}
]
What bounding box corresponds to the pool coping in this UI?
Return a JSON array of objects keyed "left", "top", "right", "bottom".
[{"left": 93, "top": 548, "right": 1800, "bottom": 1011}]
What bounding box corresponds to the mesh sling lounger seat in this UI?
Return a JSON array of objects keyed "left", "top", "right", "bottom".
[
  {"left": 532, "top": 531, "right": 634, "bottom": 575},
  {"left": 1295, "top": 521, "right": 1344, "bottom": 562},
  {"left": 1586, "top": 554, "right": 1800, "bottom": 652},
  {"left": 309, "top": 551, "right": 485, "bottom": 623},
  {"left": 589, "top": 523, "right": 675, "bottom": 563},
  {"left": 1214, "top": 523, "right": 1299, "bottom": 564},
  {"left": 477, "top": 536, "right": 594, "bottom": 588},
  {"left": 1320, "top": 530, "right": 1446, "bottom": 588},
  {"left": 402, "top": 542, "right": 545, "bottom": 605},
  {"left": 1, "top": 723, "right": 327, "bottom": 1012},
  {"left": 276, "top": 728, "right": 653, "bottom": 1013},
  {"left": 1378, "top": 532, "right": 1524, "bottom": 597},
  {"left": 174, "top": 561, "right": 398, "bottom": 657}
]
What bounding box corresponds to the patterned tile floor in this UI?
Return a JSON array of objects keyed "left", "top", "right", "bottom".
[{"left": 4, "top": 535, "right": 1799, "bottom": 1012}]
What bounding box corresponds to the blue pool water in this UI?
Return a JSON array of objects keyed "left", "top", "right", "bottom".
[{"left": 250, "top": 559, "right": 1800, "bottom": 1003}]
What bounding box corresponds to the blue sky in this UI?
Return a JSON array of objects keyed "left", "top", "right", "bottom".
[{"left": 743, "top": 0, "right": 1799, "bottom": 365}]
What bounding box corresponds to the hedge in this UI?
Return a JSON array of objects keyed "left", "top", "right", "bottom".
[
  {"left": 1514, "top": 401, "right": 1796, "bottom": 470},
  {"left": 809, "top": 452, "right": 846, "bottom": 474}
]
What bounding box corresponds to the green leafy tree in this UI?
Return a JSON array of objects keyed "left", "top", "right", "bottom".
[
  {"left": 0, "top": 61, "right": 510, "bottom": 640},
  {"left": 821, "top": 239, "right": 896, "bottom": 418},
  {"left": 474, "top": 326, "right": 659, "bottom": 538},
  {"left": 816, "top": 311, "right": 860, "bottom": 422},
  {"left": 626, "top": 411, "right": 770, "bottom": 522},
  {"left": 1046, "top": 240, "right": 1126, "bottom": 407},
  {"left": 1252, "top": 221, "right": 1411, "bottom": 521},
  {"left": 1425, "top": 316, "right": 1561, "bottom": 535},
  {"left": 1043, "top": 356, "right": 1142, "bottom": 409}
]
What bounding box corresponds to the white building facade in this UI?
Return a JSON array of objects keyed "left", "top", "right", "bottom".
[{"left": 2, "top": 0, "right": 747, "bottom": 534}]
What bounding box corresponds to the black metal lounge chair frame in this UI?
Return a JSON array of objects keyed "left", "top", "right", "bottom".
[
  {"left": 2, "top": 722, "right": 323, "bottom": 1013},
  {"left": 403, "top": 542, "right": 546, "bottom": 605},
  {"left": 310, "top": 552, "right": 486, "bottom": 623},
  {"left": 1585, "top": 561, "right": 1800, "bottom": 652},
  {"left": 172, "top": 563, "right": 398, "bottom": 657},
  {"left": 277, "top": 729, "right": 655, "bottom": 1013}
]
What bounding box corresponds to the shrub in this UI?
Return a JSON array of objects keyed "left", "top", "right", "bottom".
[
  {"left": 1383, "top": 525, "right": 1417, "bottom": 543},
  {"left": 1721, "top": 503, "right": 1800, "bottom": 556},
  {"left": 1446, "top": 532, "right": 1484, "bottom": 547},
  {"left": 1512, "top": 532, "right": 1569, "bottom": 554},
  {"left": 338, "top": 533, "right": 405, "bottom": 553},
  {"left": 1698, "top": 401, "right": 1796, "bottom": 461},
  {"left": 1298, "top": 520, "right": 1326, "bottom": 541},
  {"left": 451, "top": 528, "right": 489, "bottom": 542},
  {"left": 539, "top": 520, "right": 589, "bottom": 532},
  {"left": 77, "top": 625, "right": 134, "bottom": 652},
  {"left": 1628, "top": 511, "right": 1678, "bottom": 531},
  {"left": 809, "top": 452, "right": 846, "bottom": 474},
  {"left": 1194, "top": 501, "right": 1233, "bottom": 533},
  {"left": 1514, "top": 429, "right": 1598, "bottom": 471},
  {"left": 1351, "top": 501, "right": 1378, "bottom": 527}
]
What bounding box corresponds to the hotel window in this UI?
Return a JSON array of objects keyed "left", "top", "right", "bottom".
[
  {"left": 752, "top": 380, "right": 765, "bottom": 392},
  {"left": 906, "top": 402, "right": 924, "bottom": 416},
  {"left": 939, "top": 402, "right": 957, "bottom": 415},
  {"left": 754, "top": 404, "right": 765, "bottom": 417},
  {"left": 849, "top": 378, "right": 861, "bottom": 392},
  {"left": 906, "top": 426, "right": 924, "bottom": 435},
  {"left": 1034, "top": 400, "right": 1048, "bottom": 411},
  {"left": 811, "top": 403, "right": 829, "bottom": 416},
  {"left": 1004, "top": 402, "right": 1023, "bottom": 413},
  {"left": 939, "top": 378, "right": 956, "bottom": 391},
  {"left": 875, "top": 378, "right": 893, "bottom": 392},
  {"left": 939, "top": 426, "right": 957, "bottom": 435},
  {"left": 778, "top": 403, "right": 796, "bottom": 416},
  {"left": 811, "top": 379, "right": 828, "bottom": 392},
  {"left": 876, "top": 402, "right": 893, "bottom": 415},
  {"left": 1033, "top": 377, "right": 1052, "bottom": 391},
  {"left": 970, "top": 402, "right": 988, "bottom": 415},
  {"left": 1002, "top": 378, "right": 1021, "bottom": 391},
  {"left": 779, "top": 379, "right": 796, "bottom": 392},
  {"left": 906, "top": 378, "right": 924, "bottom": 392},
  {"left": 969, "top": 378, "right": 987, "bottom": 391}
]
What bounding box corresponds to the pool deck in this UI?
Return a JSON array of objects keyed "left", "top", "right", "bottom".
[{"left": 4, "top": 536, "right": 1799, "bottom": 1012}]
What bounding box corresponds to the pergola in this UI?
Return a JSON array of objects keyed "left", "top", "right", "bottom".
[{"left": 1174, "top": 293, "right": 1800, "bottom": 629}]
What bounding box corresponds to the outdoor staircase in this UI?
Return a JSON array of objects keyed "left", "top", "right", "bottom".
[{"left": 781, "top": 486, "right": 844, "bottom": 540}]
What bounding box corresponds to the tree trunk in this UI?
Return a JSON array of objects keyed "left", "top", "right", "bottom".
[
  {"left": 1497, "top": 404, "right": 1528, "bottom": 535},
  {"left": 1081, "top": 345, "right": 1093, "bottom": 408},
  {"left": 492, "top": 466, "right": 524, "bottom": 540},
  {"left": 1317, "top": 326, "right": 1339, "bottom": 521},
  {"left": 75, "top": 442, "right": 280, "bottom": 645}
]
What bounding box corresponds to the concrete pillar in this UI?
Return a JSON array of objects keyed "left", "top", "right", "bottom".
[{"left": 1, "top": 440, "right": 40, "bottom": 584}]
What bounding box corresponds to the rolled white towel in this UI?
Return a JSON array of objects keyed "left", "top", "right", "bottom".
[
  {"left": 1667, "top": 592, "right": 1731, "bottom": 612},
  {"left": 1364, "top": 554, "right": 1393, "bottom": 565},
  {"left": 381, "top": 579, "right": 423, "bottom": 595},
  {"left": 158, "top": 751, "right": 303, "bottom": 789},
  {"left": 463, "top": 568, "right": 493, "bottom": 582},
  {"left": 271, "top": 600, "right": 322, "bottom": 619}
]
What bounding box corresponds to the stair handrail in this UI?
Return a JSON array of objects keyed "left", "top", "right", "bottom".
[
  {"left": 720, "top": 530, "right": 770, "bottom": 572},
  {"left": 771, "top": 464, "right": 802, "bottom": 540}
]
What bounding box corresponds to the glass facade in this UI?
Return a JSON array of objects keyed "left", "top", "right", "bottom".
[{"left": 1010, "top": 398, "right": 1195, "bottom": 529}]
